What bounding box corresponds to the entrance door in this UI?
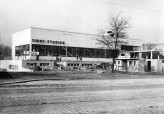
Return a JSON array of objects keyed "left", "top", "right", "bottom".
[{"left": 147, "top": 61, "right": 151, "bottom": 71}]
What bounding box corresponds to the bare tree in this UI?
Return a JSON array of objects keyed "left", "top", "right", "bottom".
[
  {"left": 0, "top": 44, "right": 11, "bottom": 60},
  {"left": 142, "top": 43, "right": 157, "bottom": 50},
  {"left": 96, "top": 12, "right": 130, "bottom": 73}
]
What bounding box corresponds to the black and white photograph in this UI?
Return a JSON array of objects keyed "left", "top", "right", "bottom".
[{"left": 0, "top": 0, "right": 164, "bottom": 113}]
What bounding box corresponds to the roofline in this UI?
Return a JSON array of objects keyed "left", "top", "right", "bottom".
[
  {"left": 31, "top": 27, "right": 99, "bottom": 36},
  {"left": 129, "top": 50, "right": 164, "bottom": 52},
  {"left": 13, "top": 27, "right": 143, "bottom": 42}
]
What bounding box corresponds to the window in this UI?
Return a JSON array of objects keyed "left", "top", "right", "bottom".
[
  {"left": 27, "top": 63, "right": 30, "bottom": 66},
  {"left": 40, "top": 63, "right": 49, "bottom": 66},
  {"left": 9, "top": 65, "right": 18, "bottom": 70},
  {"left": 9, "top": 65, "right": 13, "bottom": 69},
  {"left": 114, "top": 61, "right": 116, "bottom": 64},
  {"left": 129, "top": 61, "right": 132, "bottom": 65},
  {"left": 162, "top": 60, "right": 164, "bottom": 63},
  {"left": 15, "top": 65, "right": 18, "bottom": 70},
  {"left": 32, "top": 39, "right": 36, "bottom": 42},
  {"left": 118, "top": 61, "right": 120, "bottom": 64},
  {"left": 134, "top": 61, "right": 136, "bottom": 65},
  {"left": 34, "top": 63, "right": 37, "bottom": 66},
  {"left": 68, "top": 64, "right": 70, "bottom": 66},
  {"left": 121, "top": 54, "right": 125, "bottom": 56}
]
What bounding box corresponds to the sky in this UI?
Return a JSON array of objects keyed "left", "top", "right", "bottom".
[{"left": 0, "top": 0, "right": 164, "bottom": 46}]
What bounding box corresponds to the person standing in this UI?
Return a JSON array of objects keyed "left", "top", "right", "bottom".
[
  {"left": 80, "top": 56, "right": 82, "bottom": 61},
  {"left": 59, "top": 55, "right": 62, "bottom": 61},
  {"left": 76, "top": 55, "right": 79, "bottom": 61}
]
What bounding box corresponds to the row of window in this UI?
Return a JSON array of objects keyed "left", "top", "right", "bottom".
[
  {"left": 26, "top": 63, "right": 50, "bottom": 67},
  {"left": 32, "top": 39, "right": 65, "bottom": 45},
  {"left": 9, "top": 65, "right": 18, "bottom": 70},
  {"left": 114, "top": 61, "right": 120, "bottom": 64},
  {"left": 67, "top": 63, "right": 93, "bottom": 67},
  {"left": 32, "top": 44, "right": 116, "bottom": 58}
]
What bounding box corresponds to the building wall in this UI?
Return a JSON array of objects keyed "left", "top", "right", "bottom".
[
  {"left": 157, "top": 59, "right": 162, "bottom": 72},
  {"left": 12, "top": 28, "right": 31, "bottom": 60},
  {"left": 22, "top": 60, "right": 54, "bottom": 69},
  {"left": 144, "top": 59, "right": 163, "bottom": 72},
  {"left": 29, "top": 55, "right": 112, "bottom": 62},
  {"left": 31, "top": 27, "right": 98, "bottom": 48},
  {"left": 0, "top": 60, "right": 31, "bottom": 72}
]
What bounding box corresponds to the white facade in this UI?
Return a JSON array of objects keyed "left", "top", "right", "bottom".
[
  {"left": 0, "top": 60, "right": 32, "bottom": 72},
  {"left": 31, "top": 28, "right": 98, "bottom": 48},
  {"left": 12, "top": 28, "right": 32, "bottom": 60}
]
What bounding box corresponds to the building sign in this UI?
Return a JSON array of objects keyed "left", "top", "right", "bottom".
[
  {"left": 118, "top": 56, "right": 130, "bottom": 59},
  {"left": 118, "top": 52, "right": 130, "bottom": 59},
  {"left": 24, "top": 51, "right": 30, "bottom": 55},
  {"left": 32, "top": 39, "right": 65, "bottom": 45},
  {"left": 31, "top": 52, "right": 39, "bottom": 56},
  {"left": 24, "top": 51, "right": 39, "bottom": 55}
]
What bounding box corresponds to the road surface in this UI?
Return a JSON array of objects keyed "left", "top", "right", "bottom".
[{"left": 1, "top": 78, "right": 164, "bottom": 114}]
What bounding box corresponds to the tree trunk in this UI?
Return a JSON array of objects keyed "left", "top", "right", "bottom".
[{"left": 112, "top": 56, "right": 115, "bottom": 73}]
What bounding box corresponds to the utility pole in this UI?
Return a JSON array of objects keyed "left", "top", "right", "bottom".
[{"left": 0, "top": 32, "right": 1, "bottom": 44}]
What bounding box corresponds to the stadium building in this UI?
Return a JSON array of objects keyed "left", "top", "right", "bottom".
[{"left": 1, "top": 27, "right": 142, "bottom": 72}]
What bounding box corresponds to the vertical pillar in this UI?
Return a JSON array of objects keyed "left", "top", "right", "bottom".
[
  {"left": 59, "top": 46, "right": 60, "bottom": 56},
  {"left": 158, "top": 52, "right": 160, "bottom": 59},
  {"left": 105, "top": 49, "right": 106, "bottom": 58},
  {"left": 65, "top": 46, "right": 68, "bottom": 57},
  {"left": 151, "top": 52, "right": 153, "bottom": 59}
]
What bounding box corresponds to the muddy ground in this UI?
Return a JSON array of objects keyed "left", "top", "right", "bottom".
[{"left": 1, "top": 71, "right": 164, "bottom": 113}]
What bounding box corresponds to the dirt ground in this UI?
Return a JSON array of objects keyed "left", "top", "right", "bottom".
[{"left": 1, "top": 71, "right": 164, "bottom": 113}]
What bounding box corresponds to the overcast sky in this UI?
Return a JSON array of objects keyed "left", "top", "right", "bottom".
[{"left": 0, "top": 0, "right": 164, "bottom": 46}]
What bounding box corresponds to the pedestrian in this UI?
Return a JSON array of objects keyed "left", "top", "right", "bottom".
[
  {"left": 59, "top": 55, "right": 61, "bottom": 61},
  {"left": 80, "top": 56, "right": 82, "bottom": 61},
  {"left": 56, "top": 56, "right": 59, "bottom": 61},
  {"left": 76, "top": 55, "right": 79, "bottom": 61}
]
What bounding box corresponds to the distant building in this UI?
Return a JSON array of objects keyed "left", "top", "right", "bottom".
[{"left": 115, "top": 49, "right": 164, "bottom": 72}]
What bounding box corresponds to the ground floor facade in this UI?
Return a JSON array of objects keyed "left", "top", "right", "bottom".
[
  {"left": 115, "top": 59, "right": 164, "bottom": 72},
  {"left": 0, "top": 59, "right": 112, "bottom": 72}
]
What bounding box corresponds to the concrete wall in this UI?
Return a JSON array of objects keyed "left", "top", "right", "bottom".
[
  {"left": 144, "top": 59, "right": 163, "bottom": 72},
  {"left": 12, "top": 28, "right": 31, "bottom": 60},
  {"left": 138, "top": 59, "right": 145, "bottom": 72},
  {"left": 157, "top": 59, "right": 162, "bottom": 72},
  {"left": 29, "top": 56, "right": 112, "bottom": 62},
  {"left": 31, "top": 27, "right": 98, "bottom": 48},
  {"left": 0, "top": 60, "right": 32, "bottom": 72}
]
